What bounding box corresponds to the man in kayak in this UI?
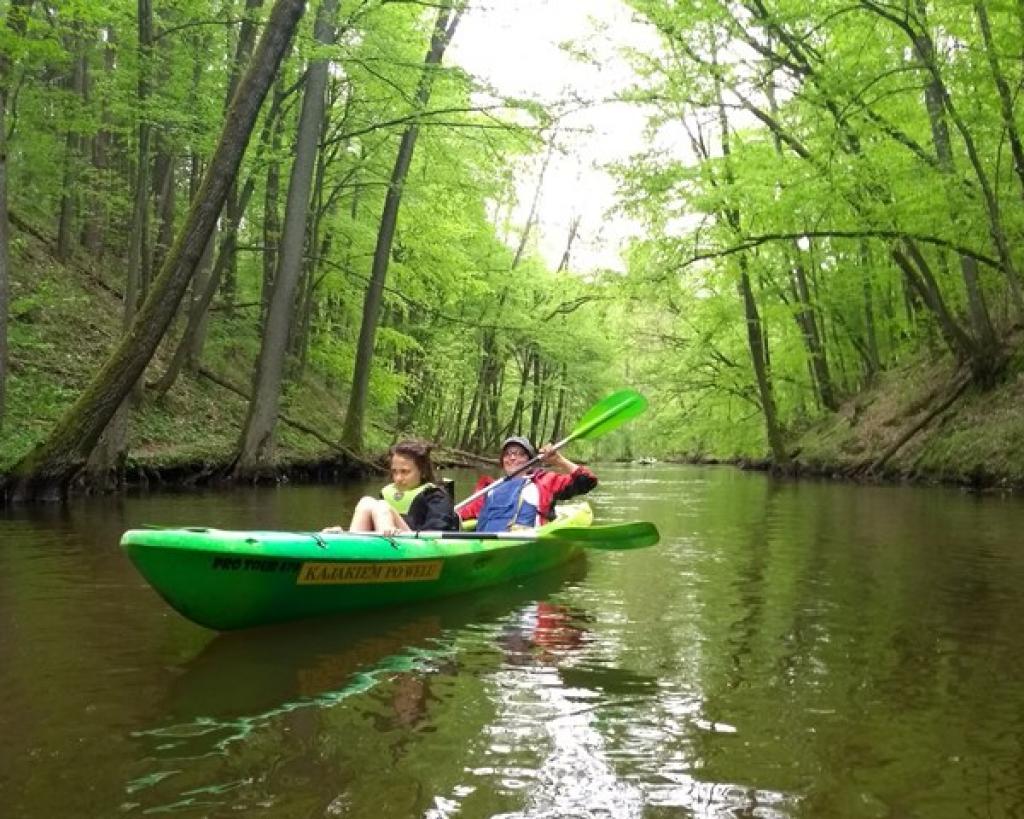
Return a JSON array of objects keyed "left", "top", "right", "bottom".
[{"left": 459, "top": 435, "right": 597, "bottom": 533}]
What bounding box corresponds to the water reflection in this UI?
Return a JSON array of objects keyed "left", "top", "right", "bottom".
[
  {"left": 6, "top": 467, "right": 1024, "bottom": 817},
  {"left": 123, "top": 561, "right": 588, "bottom": 813}
]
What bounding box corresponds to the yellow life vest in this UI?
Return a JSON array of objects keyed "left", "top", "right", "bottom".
[{"left": 380, "top": 482, "right": 433, "bottom": 515}]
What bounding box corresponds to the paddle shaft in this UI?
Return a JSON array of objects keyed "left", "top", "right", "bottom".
[{"left": 311, "top": 520, "right": 659, "bottom": 550}]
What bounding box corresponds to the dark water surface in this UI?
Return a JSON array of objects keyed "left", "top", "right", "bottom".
[{"left": 3, "top": 465, "right": 1024, "bottom": 818}]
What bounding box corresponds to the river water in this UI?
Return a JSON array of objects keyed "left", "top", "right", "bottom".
[{"left": 2, "top": 464, "right": 1023, "bottom": 818}]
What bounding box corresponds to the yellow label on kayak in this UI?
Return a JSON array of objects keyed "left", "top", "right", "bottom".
[{"left": 297, "top": 560, "right": 443, "bottom": 585}]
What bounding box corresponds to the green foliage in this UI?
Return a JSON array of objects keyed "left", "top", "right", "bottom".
[
  {"left": 2, "top": 0, "right": 629, "bottom": 474},
  {"left": 609, "top": 0, "right": 1024, "bottom": 460}
]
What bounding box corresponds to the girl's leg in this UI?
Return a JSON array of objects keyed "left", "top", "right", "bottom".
[
  {"left": 370, "top": 500, "right": 411, "bottom": 533},
  {"left": 348, "top": 496, "right": 379, "bottom": 532}
]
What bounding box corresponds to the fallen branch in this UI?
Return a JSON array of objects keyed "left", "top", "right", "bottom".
[
  {"left": 195, "top": 365, "right": 386, "bottom": 474},
  {"left": 436, "top": 445, "right": 498, "bottom": 467},
  {"left": 863, "top": 370, "right": 974, "bottom": 476}
]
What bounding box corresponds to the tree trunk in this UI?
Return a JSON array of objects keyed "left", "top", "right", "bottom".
[
  {"left": 909, "top": 13, "right": 998, "bottom": 357},
  {"left": 763, "top": 71, "right": 837, "bottom": 410},
  {"left": 0, "top": 94, "right": 7, "bottom": 429},
  {"left": 290, "top": 98, "right": 337, "bottom": 372},
  {"left": 459, "top": 358, "right": 483, "bottom": 449},
  {"left": 2, "top": 0, "right": 307, "bottom": 501},
  {"left": 235, "top": 0, "right": 338, "bottom": 477},
  {"left": 714, "top": 66, "right": 788, "bottom": 465},
  {"left": 890, "top": 241, "right": 978, "bottom": 362},
  {"left": 341, "top": 0, "right": 462, "bottom": 451},
  {"left": 261, "top": 76, "right": 286, "bottom": 323},
  {"left": 87, "top": 0, "right": 153, "bottom": 486},
  {"left": 81, "top": 26, "right": 115, "bottom": 256},
  {"left": 152, "top": 142, "right": 176, "bottom": 275},
  {"left": 151, "top": 2, "right": 278, "bottom": 398},
  {"left": 125, "top": 0, "right": 153, "bottom": 330},
  {"left": 858, "top": 240, "right": 881, "bottom": 379},
  {"left": 528, "top": 350, "right": 543, "bottom": 443},
  {"left": 57, "top": 31, "right": 87, "bottom": 262},
  {"left": 507, "top": 348, "right": 532, "bottom": 435},
  {"left": 790, "top": 257, "right": 837, "bottom": 410},
  {"left": 738, "top": 260, "right": 788, "bottom": 463},
  {"left": 549, "top": 363, "right": 567, "bottom": 443},
  {"left": 975, "top": 3, "right": 1024, "bottom": 203},
  {"left": 556, "top": 215, "right": 581, "bottom": 273},
  {"left": 219, "top": 0, "right": 266, "bottom": 318},
  {"left": 512, "top": 139, "right": 554, "bottom": 267},
  {"left": 0, "top": 0, "right": 33, "bottom": 429}
]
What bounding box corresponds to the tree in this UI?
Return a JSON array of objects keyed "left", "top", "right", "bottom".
[
  {"left": 2, "top": 0, "right": 307, "bottom": 501},
  {"left": 341, "top": 0, "right": 463, "bottom": 451},
  {"left": 0, "top": 0, "right": 34, "bottom": 430},
  {"left": 235, "top": 0, "right": 339, "bottom": 477}
]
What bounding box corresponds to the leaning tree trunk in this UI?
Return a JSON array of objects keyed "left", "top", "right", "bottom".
[
  {"left": 151, "top": 2, "right": 274, "bottom": 399},
  {"left": 234, "top": 0, "right": 338, "bottom": 478},
  {"left": 1, "top": 0, "right": 307, "bottom": 502},
  {"left": 908, "top": 12, "right": 998, "bottom": 361},
  {"left": 341, "top": 0, "right": 463, "bottom": 451}
]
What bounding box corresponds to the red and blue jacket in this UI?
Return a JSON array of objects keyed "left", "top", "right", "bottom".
[{"left": 458, "top": 464, "right": 597, "bottom": 530}]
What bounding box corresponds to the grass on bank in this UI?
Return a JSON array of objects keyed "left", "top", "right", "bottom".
[
  {"left": 2, "top": 226, "right": 371, "bottom": 475},
  {"left": 793, "top": 342, "right": 1024, "bottom": 488}
]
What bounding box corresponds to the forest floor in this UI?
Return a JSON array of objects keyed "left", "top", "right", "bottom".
[
  {"left": 787, "top": 340, "right": 1024, "bottom": 492},
  {"left": 1, "top": 221, "right": 377, "bottom": 487},
  {"left": 6, "top": 223, "right": 1024, "bottom": 493}
]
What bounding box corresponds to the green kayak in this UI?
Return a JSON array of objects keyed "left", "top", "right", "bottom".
[{"left": 122, "top": 503, "right": 598, "bottom": 630}]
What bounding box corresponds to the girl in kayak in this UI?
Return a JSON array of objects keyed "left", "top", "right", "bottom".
[{"left": 324, "top": 439, "right": 459, "bottom": 535}]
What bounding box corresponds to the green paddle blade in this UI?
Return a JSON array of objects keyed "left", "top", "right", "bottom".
[
  {"left": 541, "top": 521, "right": 660, "bottom": 551},
  {"left": 569, "top": 389, "right": 648, "bottom": 442}
]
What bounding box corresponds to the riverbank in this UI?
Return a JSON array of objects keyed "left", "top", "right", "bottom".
[
  {"left": 790, "top": 343, "right": 1024, "bottom": 491},
  {"left": 666, "top": 341, "right": 1024, "bottom": 493},
  {"left": 6, "top": 223, "right": 1024, "bottom": 495}
]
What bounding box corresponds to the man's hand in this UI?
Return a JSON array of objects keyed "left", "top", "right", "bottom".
[{"left": 539, "top": 444, "right": 576, "bottom": 473}]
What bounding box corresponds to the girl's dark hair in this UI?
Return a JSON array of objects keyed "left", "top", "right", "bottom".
[{"left": 389, "top": 439, "right": 436, "bottom": 484}]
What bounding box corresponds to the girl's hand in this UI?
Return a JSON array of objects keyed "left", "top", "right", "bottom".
[{"left": 321, "top": 525, "right": 345, "bottom": 533}]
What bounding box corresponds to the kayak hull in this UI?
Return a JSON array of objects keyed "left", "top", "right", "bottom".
[{"left": 121, "top": 504, "right": 592, "bottom": 630}]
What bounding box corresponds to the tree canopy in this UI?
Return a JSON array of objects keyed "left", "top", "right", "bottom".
[{"left": 2, "top": 0, "right": 1024, "bottom": 496}]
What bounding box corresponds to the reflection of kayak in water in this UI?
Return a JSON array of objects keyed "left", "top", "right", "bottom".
[
  {"left": 163, "top": 558, "right": 588, "bottom": 724},
  {"left": 121, "top": 504, "right": 595, "bottom": 630}
]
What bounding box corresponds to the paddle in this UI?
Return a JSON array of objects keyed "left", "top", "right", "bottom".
[
  {"left": 454, "top": 388, "right": 649, "bottom": 512},
  {"left": 350, "top": 521, "right": 660, "bottom": 551}
]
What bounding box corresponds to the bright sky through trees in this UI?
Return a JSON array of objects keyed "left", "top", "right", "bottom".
[{"left": 451, "top": 0, "right": 655, "bottom": 271}]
